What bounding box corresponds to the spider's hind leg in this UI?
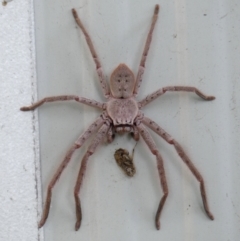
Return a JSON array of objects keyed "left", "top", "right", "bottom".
[
  {"left": 38, "top": 116, "right": 105, "bottom": 229},
  {"left": 142, "top": 116, "right": 214, "bottom": 221},
  {"left": 74, "top": 123, "right": 110, "bottom": 231},
  {"left": 137, "top": 123, "right": 168, "bottom": 230},
  {"left": 38, "top": 144, "right": 80, "bottom": 229}
]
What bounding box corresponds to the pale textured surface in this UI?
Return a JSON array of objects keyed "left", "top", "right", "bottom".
[{"left": 0, "top": 0, "right": 42, "bottom": 240}]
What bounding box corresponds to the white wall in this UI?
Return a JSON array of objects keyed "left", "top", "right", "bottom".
[{"left": 0, "top": 0, "right": 42, "bottom": 241}]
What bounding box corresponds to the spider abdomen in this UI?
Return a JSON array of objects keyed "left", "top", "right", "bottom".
[{"left": 106, "top": 97, "right": 138, "bottom": 126}]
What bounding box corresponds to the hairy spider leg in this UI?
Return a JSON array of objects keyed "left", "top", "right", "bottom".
[
  {"left": 72, "top": 9, "right": 110, "bottom": 98},
  {"left": 74, "top": 123, "right": 110, "bottom": 230},
  {"left": 37, "top": 117, "right": 105, "bottom": 228},
  {"left": 138, "top": 86, "right": 215, "bottom": 108},
  {"left": 142, "top": 116, "right": 214, "bottom": 221},
  {"left": 20, "top": 95, "right": 105, "bottom": 111},
  {"left": 134, "top": 4, "right": 159, "bottom": 96},
  {"left": 137, "top": 123, "right": 168, "bottom": 230}
]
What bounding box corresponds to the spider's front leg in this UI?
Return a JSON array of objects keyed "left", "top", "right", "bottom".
[
  {"left": 72, "top": 9, "right": 110, "bottom": 98},
  {"left": 74, "top": 122, "right": 110, "bottom": 231},
  {"left": 137, "top": 123, "right": 168, "bottom": 230},
  {"left": 134, "top": 4, "right": 159, "bottom": 95}
]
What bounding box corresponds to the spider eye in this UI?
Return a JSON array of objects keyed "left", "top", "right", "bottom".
[
  {"left": 117, "top": 79, "right": 121, "bottom": 82},
  {"left": 125, "top": 79, "right": 128, "bottom": 83}
]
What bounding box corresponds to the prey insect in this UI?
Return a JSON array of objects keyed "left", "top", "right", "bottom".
[
  {"left": 21, "top": 4, "right": 215, "bottom": 230},
  {"left": 114, "top": 143, "right": 137, "bottom": 177}
]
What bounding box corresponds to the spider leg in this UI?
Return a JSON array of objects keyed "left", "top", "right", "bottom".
[
  {"left": 137, "top": 123, "right": 168, "bottom": 230},
  {"left": 107, "top": 126, "right": 115, "bottom": 143},
  {"left": 74, "top": 123, "right": 110, "bottom": 231},
  {"left": 138, "top": 86, "right": 215, "bottom": 108},
  {"left": 72, "top": 9, "right": 110, "bottom": 98},
  {"left": 142, "top": 116, "right": 214, "bottom": 220},
  {"left": 20, "top": 95, "right": 105, "bottom": 111},
  {"left": 38, "top": 116, "right": 105, "bottom": 228},
  {"left": 132, "top": 126, "right": 140, "bottom": 141},
  {"left": 134, "top": 4, "right": 159, "bottom": 96}
]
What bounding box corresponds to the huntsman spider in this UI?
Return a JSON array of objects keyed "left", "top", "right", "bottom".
[{"left": 21, "top": 4, "right": 215, "bottom": 231}]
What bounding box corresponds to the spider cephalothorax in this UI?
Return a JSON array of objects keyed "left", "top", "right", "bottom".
[
  {"left": 110, "top": 63, "right": 135, "bottom": 99},
  {"left": 21, "top": 4, "right": 215, "bottom": 231}
]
